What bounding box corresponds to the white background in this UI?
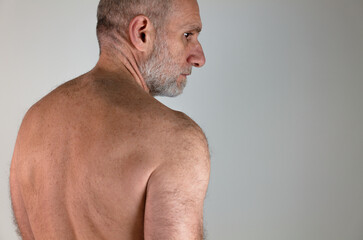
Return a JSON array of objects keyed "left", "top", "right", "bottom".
[{"left": 1, "top": 0, "right": 363, "bottom": 239}]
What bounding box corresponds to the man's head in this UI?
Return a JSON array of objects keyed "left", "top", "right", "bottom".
[
  {"left": 96, "top": 0, "right": 206, "bottom": 97},
  {"left": 97, "top": 0, "right": 172, "bottom": 44}
]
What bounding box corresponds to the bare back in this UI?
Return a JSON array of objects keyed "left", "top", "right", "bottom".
[{"left": 10, "top": 70, "right": 209, "bottom": 240}]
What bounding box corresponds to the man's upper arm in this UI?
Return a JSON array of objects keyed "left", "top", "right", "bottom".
[{"left": 144, "top": 127, "right": 210, "bottom": 240}]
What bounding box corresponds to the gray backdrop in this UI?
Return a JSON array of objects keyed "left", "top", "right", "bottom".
[{"left": 1, "top": 0, "right": 363, "bottom": 239}]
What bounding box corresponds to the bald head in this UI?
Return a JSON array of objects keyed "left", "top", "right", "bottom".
[{"left": 96, "top": 0, "right": 174, "bottom": 48}]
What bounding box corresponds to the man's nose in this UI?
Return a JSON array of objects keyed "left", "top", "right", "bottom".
[{"left": 187, "top": 42, "right": 206, "bottom": 68}]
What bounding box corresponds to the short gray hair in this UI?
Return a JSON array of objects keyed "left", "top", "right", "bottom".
[{"left": 96, "top": 0, "right": 173, "bottom": 47}]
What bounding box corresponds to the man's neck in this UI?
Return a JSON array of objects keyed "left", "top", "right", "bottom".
[{"left": 93, "top": 40, "right": 150, "bottom": 94}]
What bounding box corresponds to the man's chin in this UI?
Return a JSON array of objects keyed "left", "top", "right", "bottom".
[
  {"left": 147, "top": 75, "right": 187, "bottom": 97},
  {"left": 153, "top": 84, "right": 185, "bottom": 97},
  {"left": 153, "top": 88, "right": 184, "bottom": 97}
]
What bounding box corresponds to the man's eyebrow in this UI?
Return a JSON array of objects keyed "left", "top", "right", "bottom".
[
  {"left": 185, "top": 25, "right": 202, "bottom": 33},
  {"left": 194, "top": 27, "right": 202, "bottom": 33}
]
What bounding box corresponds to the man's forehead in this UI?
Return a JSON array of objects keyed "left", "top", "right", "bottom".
[
  {"left": 170, "top": 0, "right": 202, "bottom": 30},
  {"left": 173, "top": 0, "right": 200, "bottom": 11}
]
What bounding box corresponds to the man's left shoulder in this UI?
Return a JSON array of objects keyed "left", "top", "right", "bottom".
[
  {"left": 153, "top": 109, "right": 210, "bottom": 178},
  {"left": 164, "top": 111, "right": 210, "bottom": 165},
  {"left": 172, "top": 111, "right": 208, "bottom": 143}
]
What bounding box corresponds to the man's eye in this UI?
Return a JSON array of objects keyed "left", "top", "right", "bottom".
[{"left": 184, "top": 33, "right": 193, "bottom": 39}]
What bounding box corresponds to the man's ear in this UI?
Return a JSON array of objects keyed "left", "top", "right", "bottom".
[{"left": 128, "top": 15, "right": 155, "bottom": 53}]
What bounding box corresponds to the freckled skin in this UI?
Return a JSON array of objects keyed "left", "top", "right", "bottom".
[{"left": 10, "top": 0, "right": 209, "bottom": 239}]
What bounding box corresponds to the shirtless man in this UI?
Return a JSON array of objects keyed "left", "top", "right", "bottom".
[{"left": 9, "top": 0, "right": 210, "bottom": 239}]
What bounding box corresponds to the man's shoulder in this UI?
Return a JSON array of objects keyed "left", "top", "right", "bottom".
[
  {"left": 158, "top": 110, "right": 207, "bottom": 143},
  {"left": 152, "top": 110, "right": 210, "bottom": 166},
  {"left": 172, "top": 111, "right": 207, "bottom": 144}
]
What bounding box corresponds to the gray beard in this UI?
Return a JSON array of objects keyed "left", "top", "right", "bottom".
[{"left": 139, "top": 39, "right": 189, "bottom": 97}]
